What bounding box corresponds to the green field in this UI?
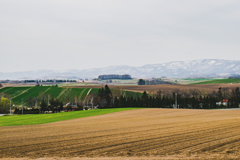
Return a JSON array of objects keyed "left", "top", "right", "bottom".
[
  {"left": 0, "top": 86, "right": 141, "bottom": 105},
  {"left": 0, "top": 86, "right": 95, "bottom": 104},
  {"left": 192, "top": 79, "right": 240, "bottom": 84},
  {"left": 0, "top": 108, "right": 139, "bottom": 126},
  {"left": 12, "top": 86, "right": 48, "bottom": 104},
  {"left": 2, "top": 87, "right": 32, "bottom": 99}
]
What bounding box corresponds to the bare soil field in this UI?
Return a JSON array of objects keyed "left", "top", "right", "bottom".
[
  {"left": 1, "top": 109, "right": 240, "bottom": 159},
  {"left": 72, "top": 83, "right": 240, "bottom": 93}
]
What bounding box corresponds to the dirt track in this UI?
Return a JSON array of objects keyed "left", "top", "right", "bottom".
[
  {"left": 1, "top": 109, "right": 240, "bottom": 159},
  {"left": 71, "top": 84, "right": 240, "bottom": 93}
]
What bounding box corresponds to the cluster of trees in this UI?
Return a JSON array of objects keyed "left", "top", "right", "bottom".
[
  {"left": 56, "top": 80, "right": 77, "bottom": 82},
  {"left": 14, "top": 95, "right": 69, "bottom": 114},
  {"left": 145, "top": 78, "right": 175, "bottom": 85},
  {"left": 94, "top": 85, "right": 112, "bottom": 108},
  {"left": 39, "top": 98, "right": 64, "bottom": 113},
  {"left": 0, "top": 93, "right": 10, "bottom": 114},
  {"left": 138, "top": 79, "right": 145, "bottom": 85},
  {"left": 93, "top": 86, "right": 240, "bottom": 109},
  {"left": 138, "top": 79, "right": 174, "bottom": 85},
  {"left": 24, "top": 80, "right": 36, "bottom": 83},
  {"left": 38, "top": 79, "right": 77, "bottom": 82}
]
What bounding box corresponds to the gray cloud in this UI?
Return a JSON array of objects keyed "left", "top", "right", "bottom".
[{"left": 1, "top": 0, "right": 240, "bottom": 72}]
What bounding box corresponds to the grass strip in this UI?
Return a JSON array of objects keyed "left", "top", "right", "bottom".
[{"left": 0, "top": 108, "right": 140, "bottom": 127}]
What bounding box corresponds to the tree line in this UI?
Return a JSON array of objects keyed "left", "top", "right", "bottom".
[
  {"left": 1, "top": 85, "right": 240, "bottom": 114},
  {"left": 94, "top": 85, "right": 240, "bottom": 109}
]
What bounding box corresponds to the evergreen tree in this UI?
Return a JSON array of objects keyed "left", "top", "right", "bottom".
[
  {"left": 104, "top": 85, "right": 111, "bottom": 96},
  {"left": 138, "top": 79, "right": 145, "bottom": 85},
  {"left": 60, "top": 101, "right": 63, "bottom": 111},
  {"left": 40, "top": 99, "right": 47, "bottom": 113},
  {"left": 119, "top": 95, "right": 126, "bottom": 108},
  {"left": 114, "top": 97, "right": 119, "bottom": 108}
]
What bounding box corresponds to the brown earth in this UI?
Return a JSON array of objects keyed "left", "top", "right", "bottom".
[
  {"left": 71, "top": 84, "right": 240, "bottom": 93},
  {"left": 1, "top": 109, "right": 240, "bottom": 159}
]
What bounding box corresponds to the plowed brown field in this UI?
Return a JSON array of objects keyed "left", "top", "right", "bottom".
[
  {"left": 1, "top": 109, "right": 240, "bottom": 159},
  {"left": 71, "top": 84, "right": 240, "bottom": 93}
]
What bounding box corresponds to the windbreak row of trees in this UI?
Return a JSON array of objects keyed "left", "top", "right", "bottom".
[
  {"left": 94, "top": 85, "right": 240, "bottom": 109},
  {"left": 137, "top": 79, "right": 175, "bottom": 85}
]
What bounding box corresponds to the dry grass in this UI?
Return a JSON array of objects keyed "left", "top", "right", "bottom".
[{"left": 1, "top": 109, "right": 240, "bottom": 159}]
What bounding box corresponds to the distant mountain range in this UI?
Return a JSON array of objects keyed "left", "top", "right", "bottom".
[{"left": 1, "top": 59, "right": 240, "bottom": 80}]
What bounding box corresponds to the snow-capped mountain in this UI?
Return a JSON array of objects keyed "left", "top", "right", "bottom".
[{"left": 1, "top": 59, "right": 240, "bottom": 79}]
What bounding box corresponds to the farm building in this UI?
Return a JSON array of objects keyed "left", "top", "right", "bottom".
[{"left": 216, "top": 99, "right": 228, "bottom": 106}]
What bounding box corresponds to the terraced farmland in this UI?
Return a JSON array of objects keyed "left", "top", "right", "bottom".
[
  {"left": 0, "top": 86, "right": 119, "bottom": 105},
  {"left": 11, "top": 86, "right": 49, "bottom": 104},
  {"left": 0, "top": 109, "right": 240, "bottom": 159},
  {"left": 1, "top": 87, "right": 32, "bottom": 98},
  {"left": 0, "top": 86, "right": 93, "bottom": 104}
]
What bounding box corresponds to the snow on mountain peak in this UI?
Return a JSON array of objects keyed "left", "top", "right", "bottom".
[{"left": 1, "top": 59, "right": 240, "bottom": 79}]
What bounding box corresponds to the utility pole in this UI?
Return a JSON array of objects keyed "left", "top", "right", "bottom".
[
  {"left": 22, "top": 99, "right": 23, "bottom": 115},
  {"left": 175, "top": 92, "right": 178, "bottom": 109},
  {"left": 10, "top": 98, "right": 11, "bottom": 115}
]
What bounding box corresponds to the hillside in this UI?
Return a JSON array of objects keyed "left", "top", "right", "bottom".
[
  {"left": 0, "top": 86, "right": 141, "bottom": 105},
  {"left": 0, "top": 86, "right": 94, "bottom": 105}
]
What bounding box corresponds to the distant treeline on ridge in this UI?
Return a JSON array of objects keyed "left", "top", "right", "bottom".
[{"left": 98, "top": 74, "right": 132, "bottom": 80}]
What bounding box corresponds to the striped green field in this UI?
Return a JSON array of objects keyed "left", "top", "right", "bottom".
[
  {"left": 58, "top": 88, "right": 88, "bottom": 100},
  {"left": 12, "top": 87, "right": 44, "bottom": 104},
  {"left": 44, "top": 86, "right": 64, "bottom": 99},
  {"left": 0, "top": 86, "right": 141, "bottom": 105},
  {"left": 1, "top": 87, "right": 32, "bottom": 99}
]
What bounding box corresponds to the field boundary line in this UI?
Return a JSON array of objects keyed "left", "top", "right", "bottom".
[
  {"left": 56, "top": 88, "right": 68, "bottom": 99},
  {"left": 83, "top": 88, "right": 92, "bottom": 103},
  {"left": 37, "top": 87, "right": 51, "bottom": 98},
  {"left": 79, "top": 88, "right": 87, "bottom": 100},
  {"left": 12, "top": 87, "right": 33, "bottom": 99},
  {"left": 0, "top": 87, "right": 13, "bottom": 93}
]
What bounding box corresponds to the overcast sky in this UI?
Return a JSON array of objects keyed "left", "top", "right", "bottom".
[{"left": 1, "top": 0, "right": 240, "bottom": 72}]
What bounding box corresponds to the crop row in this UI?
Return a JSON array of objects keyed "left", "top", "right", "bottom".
[
  {"left": 0, "top": 86, "right": 142, "bottom": 105},
  {"left": 0, "top": 86, "right": 94, "bottom": 105}
]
